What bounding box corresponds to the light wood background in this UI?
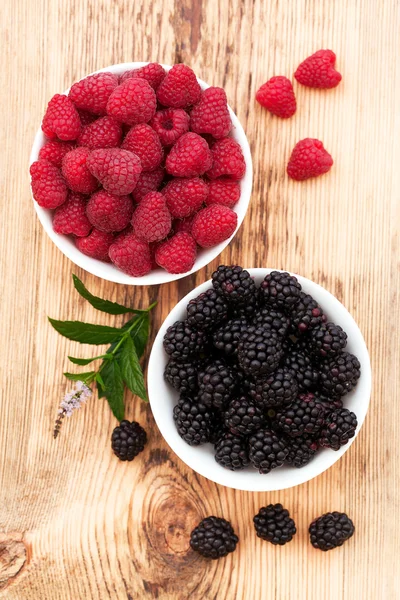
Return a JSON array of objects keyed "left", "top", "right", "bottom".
[{"left": 1, "top": 0, "right": 399, "bottom": 598}]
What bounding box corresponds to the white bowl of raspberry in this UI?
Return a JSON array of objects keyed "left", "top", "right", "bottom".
[
  {"left": 29, "top": 62, "right": 252, "bottom": 285},
  {"left": 148, "top": 268, "right": 371, "bottom": 492}
]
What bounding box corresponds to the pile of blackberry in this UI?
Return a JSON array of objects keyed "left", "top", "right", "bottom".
[{"left": 163, "top": 266, "right": 361, "bottom": 474}]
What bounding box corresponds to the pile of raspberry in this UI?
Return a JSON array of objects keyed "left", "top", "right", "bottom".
[{"left": 30, "top": 63, "right": 246, "bottom": 276}]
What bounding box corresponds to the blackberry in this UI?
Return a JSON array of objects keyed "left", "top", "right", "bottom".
[
  {"left": 283, "top": 350, "right": 319, "bottom": 391},
  {"left": 224, "top": 397, "right": 264, "bottom": 436},
  {"left": 212, "top": 265, "right": 257, "bottom": 305},
  {"left": 308, "top": 322, "right": 347, "bottom": 358},
  {"left": 187, "top": 288, "right": 228, "bottom": 330},
  {"left": 111, "top": 420, "right": 147, "bottom": 461},
  {"left": 198, "top": 360, "right": 236, "bottom": 409},
  {"left": 164, "top": 358, "right": 199, "bottom": 394},
  {"left": 312, "top": 392, "right": 343, "bottom": 412},
  {"left": 253, "top": 306, "right": 291, "bottom": 337},
  {"left": 238, "top": 326, "right": 283, "bottom": 377},
  {"left": 319, "top": 408, "right": 358, "bottom": 450},
  {"left": 259, "top": 271, "right": 302, "bottom": 310},
  {"left": 248, "top": 368, "right": 298, "bottom": 408},
  {"left": 289, "top": 292, "right": 326, "bottom": 335},
  {"left": 285, "top": 434, "right": 319, "bottom": 468},
  {"left": 319, "top": 351, "right": 361, "bottom": 396},
  {"left": 214, "top": 432, "right": 250, "bottom": 470},
  {"left": 309, "top": 512, "right": 355, "bottom": 551},
  {"left": 248, "top": 428, "right": 289, "bottom": 474},
  {"left": 190, "top": 516, "right": 238, "bottom": 559},
  {"left": 212, "top": 317, "right": 248, "bottom": 356},
  {"left": 163, "top": 320, "right": 208, "bottom": 360},
  {"left": 274, "top": 396, "right": 326, "bottom": 437},
  {"left": 173, "top": 395, "right": 214, "bottom": 446},
  {"left": 253, "top": 504, "right": 296, "bottom": 545}
]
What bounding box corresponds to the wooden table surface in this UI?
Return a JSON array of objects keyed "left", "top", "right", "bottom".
[{"left": 1, "top": 0, "right": 399, "bottom": 598}]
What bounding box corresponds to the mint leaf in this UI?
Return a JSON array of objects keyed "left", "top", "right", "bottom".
[
  {"left": 95, "top": 371, "right": 106, "bottom": 390},
  {"left": 119, "top": 336, "right": 147, "bottom": 401},
  {"left": 130, "top": 313, "right": 149, "bottom": 358},
  {"left": 100, "top": 359, "right": 125, "bottom": 420},
  {"left": 48, "top": 318, "right": 122, "bottom": 344},
  {"left": 68, "top": 354, "right": 112, "bottom": 365},
  {"left": 64, "top": 371, "right": 95, "bottom": 383},
  {"left": 73, "top": 274, "right": 146, "bottom": 315}
]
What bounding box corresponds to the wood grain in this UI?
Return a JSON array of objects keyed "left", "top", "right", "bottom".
[{"left": 0, "top": 0, "right": 399, "bottom": 598}]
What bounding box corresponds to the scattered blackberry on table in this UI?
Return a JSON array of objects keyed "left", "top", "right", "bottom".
[
  {"left": 224, "top": 397, "right": 264, "bottom": 436},
  {"left": 308, "top": 322, "right": 347, "bottom": 358},
  {"left": 111, "top": 420, "right": 147, "bottom": 461},
  {"left": 187, "top": 288, "right": 228, "bottom": 331},
  {"left": 248, "top": 428, "right": 289, "bottom": 473},
  {"left": 319, "top": 408, "right": 358, "bottom": 450},
  {"left": 214, "top": 432, "right": 250, "bottom": 470},
  {"left": 212, "top": 265, "right": 257, "bottom": 305},
  {"left": 190, "top": 516, "right": 239, "bottom": 559},
  {"left": 173, "top": 395, "right": 214, "bottom": 446},
  {"left": 198, "top": 360, "right": 236, "bottom": 409},
  {"left": 274, "top": 395, "right": 326, "bottom": 437},
  {"left": 283, "top": 350, "right": 320, "bottom": 391},
  {"left": 289, "top": 292, "right": 326, "bottom": 335},
  {"left": 309, "top": 512, "right": 355, "bottom": 551},
  {"left": 253, "top": 504, "right": 297, "bottom": 545},
  {"left": 319, "top": 351, "right": 361, "bottom": 397},
  {"left": 285, "top": 434, "right": 319, "bottom": 467},
  {"left": 253, "top": 306, "right": 291, "bottom": 337},
  {"left": 238, "top": 326, "right": 283, "bottom": 377},
  {"left": 212, "top": 317, "right": 248, "bottom": 356},
  {"left": 248, "top": 368, "right": 298, "bottom": 407},
  {"left": 259, "top": 271, "right": 302, "bottom": 310},
  {"left": 163, "top": 320, "right": 208, "bottom": 360},
  {"left": 164, "top": 358, "right": 199, "bottom": 394}
]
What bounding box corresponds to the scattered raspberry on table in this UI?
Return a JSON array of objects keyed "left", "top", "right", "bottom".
[
  {"left": 295, "top": 49, "right": 342, "bottom": 89},
  {"left": 287, "top": 138, "right": 333, "bottom": 181},
  {"left": 256, "top": 76, "right": 297, "bottom": 118}
]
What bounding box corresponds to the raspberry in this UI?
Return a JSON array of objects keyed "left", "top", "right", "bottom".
[
  {"left": 121, "top": 124, "right": 163, "bottom": 171},
  {"left": 86, "top": 190, "right": 133, "bottom": 232},
  {"left": 62, "top": 147, "right": 98, "bottom": 194},
  {"left": 78, "top": 116, "right": 122, "bottom": 149},
  {"left": 87, "top": 148, "right": 142, "bottom": 195},
  {"left": 69, "top": 72, "right": 119, "bottom": 114},
  {"left": 192, "top": 205, "right": 237, "bottom": 248},
  {"left": 163, "top": 177, "right": 208, "bottom": 218},
  {"left": 42, "top": 94, "right": 81, "bottom": 141},
  {"left": 287, "top": 138, "right": 333, "bottom": 181},
  {"left": 190, "top": 87, "right": 231, "bottom": 139},
  {"left": 205, "top": 179, "right": 240, "bottom": 208},
  {"left": 30, "top": 160, "right": 68, "bottom": 209},
  {"left": 53, "top": 192, "right": 91, "bottom": 236},
  {"left": 76, "top": 228, "right": 114, "bottom": 261},
  {"left": 157, "top": 64, "right": 201, "bottom": 108},
  {"left": 120, "top": 63, "right": 166, "bottom": 90},
  {"left": 256, "top": 76, "right": 296, "bottom": 118},
  {"left": 155, "top": 232, "right": 197, "bottom": 274},
  {"left": 106, "top": 78, "right": 156, "bottom": 126},
  {"left": 131, "top": 191, "right": 171, "bottom": 242},
  {"left": 38, "top": 140, "right": 75, "bottom": 168},
  {"left": 173, "top": 215, "right": 195, "bottom": 234},
  {"left": 109, "top": 231, "right": 152, "bottom": 276},
  {"left": 77, "top": 109, "right": 98, "bottom": 128},
  {"left": 207, "top": 138, "right": 246, "bottom": 180},
  {"left": 166, "top": 132, "right": 212, "bottom": 177},
  {"left": 150, "top": 108, "right": 190, "bottom": 146},
  {"left": 132, "top": 168, "right": 164, "bottom": 203},
  {"left": 295, "top": 50, "right": 342, "bottom": 89}
]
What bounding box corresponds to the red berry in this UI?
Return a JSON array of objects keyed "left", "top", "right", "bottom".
[
  {"left": 121, "top": 124, "right": 163, "bottom": 171},
  {"left": 69, "top": 72, "right": 119, "bottom": 114},
  {"left": 30, "top": 159, "right": 68, "bottom": 209},
  {"left": 163, "top": 177, "right": 208, "bottom": 218},
  {"left": 192, "top": 204, "right": 237, "bottom": 248},
  {"left": 53, "top": 191, "right": 92, "bottom": 236},
  {"left": 166, "top": 132, "right": 212, "bottom": 177},
  {"left": 106, "top": 78, "right": 156, "bottom": 126},
  {"left": 207, "top": 138, "right": 246, "bottom": 180},
  {"left": 287, "top": 138, "right": 333, "bottom": 181},
  {"left": 87, "top": 148, "right": 142, "bottom": 195},
  {"left": 42, "top": 94, "right": 81, "bottom": 141},
  {"left": 120, "top": 63, "right": 166, "bottom": 90},
  {"left": 38, "top": 140, "right": 75, "bottom": 168},
  {"left": 256, "top": 76, "right": 296, "bottom": 118},
  {"left": 131, "top": 191, "right": 171, "bottom": 242},
  {"left": 157, "top": 64, "right": 201, "bottom": 108},
  {"left": 155, "top": 232, "right": 197, "bottom": 274},
  {"left": 62, "top": 147, "right": 98, "bottom": 194},
  {"left": 78, "top": 116, "right": 122, "bottom": 149},
  {"left": 86, "top": 190, "right": 133, "bottom": 232},
  {"left": 76, "top": 228, "right": 114, "bottom": 261},
  {"left": 150, "top": 108, "right": 190, "bottom": 146},
  {"left": 132, "top": 168, "right": 164, "bottom": 203},
  {"left": 205, "top": 179, "right": 240, "bottom": 208},
  {"left": 173, "top": 215, "right": 196, "bottom": 234},
  {"left": 77, "top": 109, "right": 98, "bottom": 128},
  {"left": 190, "top": 87, "right": 231, "bottom": 139},
  {"left": 109, "top": 232, "right": 152, "bottom": 277},
  {"left": 294, "top": 50, "right": 342, "bottom": 89}
]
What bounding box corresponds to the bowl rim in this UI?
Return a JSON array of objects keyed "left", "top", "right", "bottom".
[
  {"left": 147, "top": 268, "right": 372, "bottom": 492},
  {"left": 29, "top": 62, "right": 253, "bottom": 286}
]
